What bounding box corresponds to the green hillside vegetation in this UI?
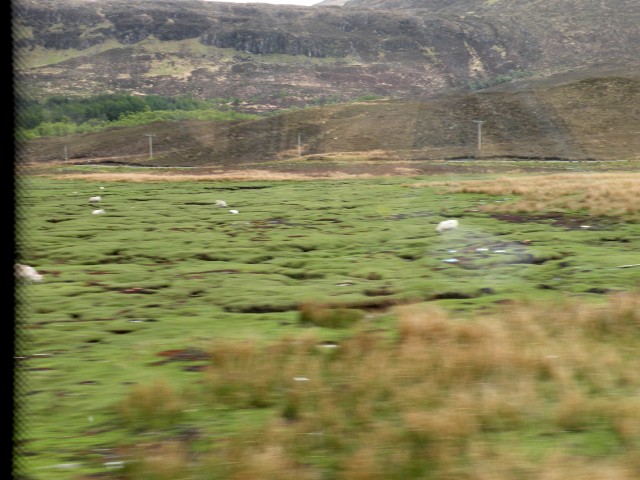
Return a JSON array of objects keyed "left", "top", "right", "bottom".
[{"left": 16, "top": 93, "right": 257, "bottom": 140}]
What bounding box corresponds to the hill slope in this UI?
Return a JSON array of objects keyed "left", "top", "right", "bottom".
[
  {"left": 19, "top": 76, "right": 640, "bottom": 165},
  {"left": 13, "top": 0, "right": 640, "bottom": 167},
  {"left": 13, "top": 0, "right": 640, "bottom": 108}
]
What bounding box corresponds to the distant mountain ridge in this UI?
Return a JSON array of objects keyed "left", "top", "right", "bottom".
[
  {"left": 13, "top": 0, "right": 640, "bottom": 165},
  {"left": 13, "top": 0, "right": 640, "bottom": 107}
]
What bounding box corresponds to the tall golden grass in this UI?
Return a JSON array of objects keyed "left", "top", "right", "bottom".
[
  {"left": 412, "top": 172, "right": 640, "bottom": 219},
  {"left": 117, "top": 379, "right": 185, "bottom": 430},
  {"left": 46, "top": 170, "right": 382, "bottom": 182},
  {"left": 120, "top": 290, "right": 640, "bottom": 479}
]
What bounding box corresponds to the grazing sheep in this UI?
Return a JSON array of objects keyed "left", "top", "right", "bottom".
[
  {"left": 89, "top": 196, "right": 101, "bottom": 203},
  {"left": 15, "top": 264, "right": 43, "bottom": 283},
  {"left": 92, "top": 209, "right": 106, "bottom": 215},
  {"left": 436, "top": 219, "right": 459, "bottom": 233},
  {"left": 229, "top": 209, "right": 239, "bottom": 214},
  {"left": 215, "top": 200, "right": 228, "bottom": 207}
]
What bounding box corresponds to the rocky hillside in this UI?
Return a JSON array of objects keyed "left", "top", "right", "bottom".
[
  {"left": 13, "top": 0, "right": 640, "bottom": 109},
  {"left": 13, "top": 0, "right": 640, "bottom": 165}
]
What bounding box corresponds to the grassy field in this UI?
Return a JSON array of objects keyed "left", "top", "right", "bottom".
[{"left": 14, "top": 163, "right": 640, "bottom": 479}]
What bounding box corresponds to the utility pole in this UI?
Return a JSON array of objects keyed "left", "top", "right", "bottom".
[
  {"left": 297, "top": 133, "right": 302, "bottom": 157},
  {"left": 63, "top": 145, "right": 68, "bottom": 161},
  {"left": 473, "top": 120, "right": 485, "bottom": 154},
  {"left": 145, "top": 134, "right": 156, "bottom": 159}
]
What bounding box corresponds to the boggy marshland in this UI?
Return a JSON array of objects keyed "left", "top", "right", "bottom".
[{"left": 15, "top": 162, "right": 640, "bottom": 480}]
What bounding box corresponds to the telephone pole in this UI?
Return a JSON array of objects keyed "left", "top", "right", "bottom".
[
  {"left": 145, "top": 134, "right": 156, "bottom": 159},
  {"left": 473, "top": 120, "right": 484, "bottom": 154}
]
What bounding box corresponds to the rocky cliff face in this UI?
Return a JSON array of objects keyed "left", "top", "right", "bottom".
[{"left": 14, "top": 0, "right": 638, "bottom": 107}]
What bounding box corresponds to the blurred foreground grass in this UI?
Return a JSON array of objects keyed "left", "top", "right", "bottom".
[{"left": 14, "top": 167, "right": 640, "bottom": 479}]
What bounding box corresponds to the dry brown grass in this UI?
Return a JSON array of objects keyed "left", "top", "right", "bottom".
[
  {"left": 51, "top": 171, "right": 331, "bottom": 182},
  {"left": 298, "top": 300, "right": 365, "bottom": 328},
  {"left": 125, "top": 441, "right": 190, "bottom": 480},
  {"left": 122, "top": 290, "right": 640, "bottom": 479},
  {"left": 42, "top": 169, "right": 387, "bottom": 182},
  {"left": 411, "top": 172, "right": 640, "bottom": 219},
  {"left": 117, "top": 379, "right": 185, "bottom": 430}
]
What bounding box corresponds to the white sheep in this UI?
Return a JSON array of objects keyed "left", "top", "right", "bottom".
[
  {"left": 229, "top": 209, "right": 239, "bottom": 214},
  {"left": 436, "top": 219, "right": 459, "bottom": 233},
  {"left": 89, "top": 196, "right": 102, "bottom": 203},
  {"left": 92, "top": 209, "right": 106, "bottom": 215},
  {"left": 15, "top": 264, "right": 43, "bottom": 283},
  {"left": 215, "top": 200, "right": 228, "bottom": 207}
]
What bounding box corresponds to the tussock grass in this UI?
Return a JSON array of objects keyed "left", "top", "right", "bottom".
[
  {"left": 116, "top": 379, "right": 186, "bottom": 431},
  {"left": 416, "top": 172, "right": 640, "bottom": 220},
  {"left": 122, "top": 441, "right": 190, "bottom": 480},
  {"left": 298, "top": 300, "right": 365, "bottom": 328},
  {"left": 121, "top": 290, "right": 640, "bottom": 479},
  {"left": 15, "top": 171, "right": 640, "bottom": 478}
]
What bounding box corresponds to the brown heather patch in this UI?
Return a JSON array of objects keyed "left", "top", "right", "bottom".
[{"left": 410, "top": 172, "right": 640, "bottom": 220}]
